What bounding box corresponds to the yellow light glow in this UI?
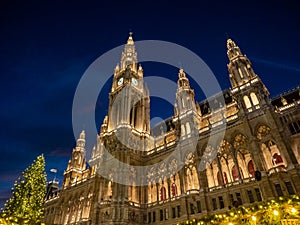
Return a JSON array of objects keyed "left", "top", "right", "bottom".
[
  {"left": 291, "top": 207, "right": 297, "bottom": 213},
  {"left": 251, "top": 216, "right": 256, "bottom": 221},
  {"left": 273, "top": 210, "right": 279, "bottom": 216},
  {"left": 229, "top": 223, "right": 233, "bottom": 225}
]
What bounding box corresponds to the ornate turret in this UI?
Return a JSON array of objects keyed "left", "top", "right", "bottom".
[
  {"left": 176, "top": 69, "right": 196, "bottom": 115},
  {"left": 227, "top": 39, "right": 270, "bottom": 112},
  {"left": 227, "top": 39, "right": 258, "bottom": 88},
  {"left": 63, "top": 130, "right": 87, "bottom": 188},
  {"left": 120, "top": 32, "right": 138, "bottom": 71}
]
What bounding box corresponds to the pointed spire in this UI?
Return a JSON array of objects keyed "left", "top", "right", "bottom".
[
  {"left": 226, "top": 38, "right": 260, "bottom": 89},
  {"left": 76, "top": 130, "right": 86, "bottom": 149},
  {"left": 79, "top": 130, "right": 85, "bottom": 139},
  {"left": 227, "top": 38, "right": 243, "bottom": 60},
  {"left": 120, "top": 32, "right": 138, "bottom": 70},
  {"left": 138, "top": 64, "right": 143, "bottom": 77},
  {"left": 177, "top": 68, "right": 190, "bottom": 88},
  {"left": 127, "top": 32, "right": 134, "bottom": 45}
]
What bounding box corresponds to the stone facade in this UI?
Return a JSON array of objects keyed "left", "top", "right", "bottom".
[{"left": 44, "top": 34, "right": 300, "bottom": 225}]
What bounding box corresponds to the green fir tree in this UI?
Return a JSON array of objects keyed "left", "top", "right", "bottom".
[{"left": 1, "top": 155, "right": 46, "bottom": 224}]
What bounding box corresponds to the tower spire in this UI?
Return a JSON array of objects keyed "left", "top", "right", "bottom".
[
  {"left": 120, "top": 32, "right": 137, "bottom": 70},
  {"left": 176, "top": 69, "right": 196, "bottom": 114},
  {"left": 63, "top": 130, "right": 87, "bottom": 188},
  {"left": 227, "top": 39, "right": 270, "bottom": 112},
  {"left": 227, "top": 38, "right": 257, "bottom": 88}
]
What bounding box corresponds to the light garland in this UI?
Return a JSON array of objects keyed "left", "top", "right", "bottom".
[{"left": 175, "top": 195, "right": 300, "bottom": 225}]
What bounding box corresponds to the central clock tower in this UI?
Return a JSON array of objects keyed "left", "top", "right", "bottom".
[{"left": 106, "top": 33, "right": 150, "bottom": 134}]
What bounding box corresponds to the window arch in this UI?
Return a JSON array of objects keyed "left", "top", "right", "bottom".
[
  {"left": 250, "top": 92, "right": 259, "bottom": 106},
  {"left": 232, "top": 165, "right": 239, "bottom": 181},
  {"left": 243, "top": 95, "right": 251, "bottom": 109},
  {"left": 248, "top": 160, "right": 255, "bottom": 177},
  {"left": 186, "top": 122, "right": 191, "bottom": 134},
  {"left": 181, "top": 124, "right": 186, "bottom": 136},
  {"left": 171, "top": 183, "right": 177, "bottom": 197},
  {"left": 160, "top": 187, "right": 166, "bottom": 201}
]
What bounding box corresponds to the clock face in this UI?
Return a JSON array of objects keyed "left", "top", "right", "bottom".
[
  {"left": 132, "top": 78, "right": 138, "bottom": 86},
  {"left": 117, "top": 77, "right": 123, "bottom": 86}
]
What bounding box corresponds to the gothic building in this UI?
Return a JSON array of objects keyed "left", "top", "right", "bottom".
[{"left": 44, "top": 34, "right": 300, "bottom": 225}]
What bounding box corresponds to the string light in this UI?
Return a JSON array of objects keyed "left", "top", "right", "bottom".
[
  {"left": 0, "top": 155, "right": 46, "bottom": 224},
  {"left": 169, "top": 195, "right": 300, "bottom": 225}
]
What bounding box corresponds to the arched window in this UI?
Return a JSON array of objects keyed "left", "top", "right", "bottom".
[
  {"left": 250, "top": 92, "right": 259, "bottom": 106},
  {"left": 160, "top": 187, "right": 166, "bottom": 201},
  {"left": 181, "top": 124, "right": 186, "bottom": 136},
  {"left": 232, "top": 165, "right": 239, "bottom": 181},
  {"left": 223, "top": 172, "right": 228, "bottom": 184},
  {"left": 273, "top": 153, "right": 283, "bottom": 164},
  {"left": 171, "top": 183, "right": 177, "bottom": 197},
  {"left": 243, "top": 95, "right": 251, "bottom": 109},
  {"left": 186, "top": 122, "right": 191, "bottom": 134},
  {"left": 248, "top": 160, "right": 255, "bottom": 177},
  {"left": 217, "top": 171, "right": 222, "bottom": 186}
]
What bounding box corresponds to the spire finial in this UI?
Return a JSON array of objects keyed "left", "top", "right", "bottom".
[{"left": 127, "top": 32, "right": 134, "bottom": 44}]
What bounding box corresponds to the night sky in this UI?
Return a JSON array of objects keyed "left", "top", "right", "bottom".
[{"left": 0, "top": 1, "right": 299, "bottom": 208}]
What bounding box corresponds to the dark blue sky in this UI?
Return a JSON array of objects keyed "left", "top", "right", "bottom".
[{"left": 0, "top": 1, "right": 299, "bottom": 207}]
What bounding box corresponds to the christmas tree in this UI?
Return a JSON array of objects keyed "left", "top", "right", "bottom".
[{"left": 1, "top": 155, "right": 46, "bottom": 224}]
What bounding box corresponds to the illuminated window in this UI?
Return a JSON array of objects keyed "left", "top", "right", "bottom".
[
  {"left": 232, "top": 165, "right": 239, "bottom": 181},
  {"left": 186, "top": 122, "right": 191, "bottom": 134},
  {"left": 273, "top": 153, "right": 283, "bottom": 164},
  {"left": 248, "top": 160, "right": 255, "bottom": 177},
  {"left": 160, "top": 187, "right": 166, "bottom": 201},
  {"left": 250, "top": 92, "right": 259, "bottom": 106},
  {"left": 181, "top": 124, "right": 186, "bottom": 136},
  {"left": 171, "top": 183, "right": 177, "bottom": 197},
  {"left": 243, "top": 95, "right": 251, "bottom": 109}
]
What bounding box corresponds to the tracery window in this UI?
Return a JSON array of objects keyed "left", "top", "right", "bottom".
[
  {"left": 256, "top": 125, "right": 271, "bottom": 140},
  {"left": 218, "top": 140, "right": 231, "bottom": 155},
  {"left": 233, "top": 134, "right": 247, "bottom": 149}
]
